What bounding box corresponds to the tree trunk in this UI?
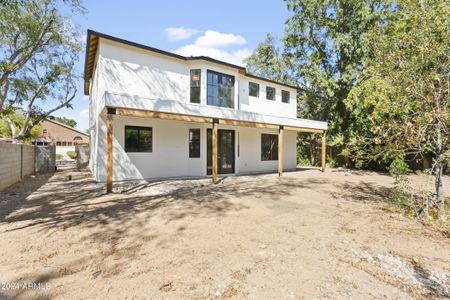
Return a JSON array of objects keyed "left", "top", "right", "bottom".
[
  {"left": 309, "top": 138, "right": 316, "bottom": 166},
  {"left": 433, "top": 94, "right": 445, "bottom": 216},
  {"left": 435, "top": 160, "right": 444, "bottom": 210},
  {"left": 0, "top": 79, "right": 9, "bottom": 112},
  {"left": 19, "top": 110, "right": 31, "bottom": 137},
  {"left": 5, "top": 116, "right": 16, "bottom": 139}
]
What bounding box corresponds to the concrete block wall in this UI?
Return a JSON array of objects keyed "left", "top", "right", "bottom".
[
  {"left": 22, "top": 145, "right": 35, "bottom": 176},
  {"left": 0, "top": 144, "right": 23, "bottom": 191},
  {"left": 0, "top": 144, "right": 56, "bottom": 191}
]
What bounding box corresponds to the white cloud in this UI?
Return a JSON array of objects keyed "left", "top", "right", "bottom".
[
  {"left": 165, "top": 27, "right": 199, "bottom": 41},
  {"left": 173, "top": 30, "right": 251, "bottom": 66},
  {"left": 194, "top": 30, "right": 246, "bottom": 48}
]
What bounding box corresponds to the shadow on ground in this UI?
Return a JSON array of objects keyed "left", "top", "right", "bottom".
[{"left": 0, "top": 167, "right": 402, "bottom": 299}]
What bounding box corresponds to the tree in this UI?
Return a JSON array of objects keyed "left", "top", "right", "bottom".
[
  {"left": 283, "top": 0, "right": 391, "bottom": 164},
  {"left": 244, "top": 33, "right": 294, "bottom": 85},
  {"left": 0, "top": 109, "right": 42, "bottom": 143},
  {"left": 346, "top": 0, "right": 449, "bottom": 214},
  {"left": 54, "top": 116, "right": 77, "bottom": 128},
  {"left": 0, "top": 0, "right": 85, "bottom": 138}
]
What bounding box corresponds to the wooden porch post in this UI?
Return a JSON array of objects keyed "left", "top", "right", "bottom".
[
  {"left": 321, "top": 131, "right": 326, "bottom": 172},
  {"left": 278, "top": 126, "right": 283, "bottom": 176},
  {"left": 106, "top": 112, "right": 114, "bottom": 193},
  {"left": 212, "top": 119, "right": 218, "bottom": 183}
]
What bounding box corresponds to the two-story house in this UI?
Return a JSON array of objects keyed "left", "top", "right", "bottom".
[{"left": 84, "top": 30, "right": 327, "bottom": 192}]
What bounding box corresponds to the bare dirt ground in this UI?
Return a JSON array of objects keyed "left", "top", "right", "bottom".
[{"left": 0, "top": 166, "right": 449, "bottom": 299}]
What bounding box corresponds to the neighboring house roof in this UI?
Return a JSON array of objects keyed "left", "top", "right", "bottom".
[
  {"left": 44, "top": 119, "right": 90, "bottom": 137},
  {"left": 84, "top": 30, "right": 301, "bottom": 95}
]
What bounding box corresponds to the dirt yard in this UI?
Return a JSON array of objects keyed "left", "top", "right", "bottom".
[{"left": 0, "top": 167, "right": 449, "bottom": 299}]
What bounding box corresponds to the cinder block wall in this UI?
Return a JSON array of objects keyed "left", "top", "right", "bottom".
[
  {"left": 22, "top": 145, "right": 35, "bottom": 175},
  {"left": 0, "top": 143, "right": 23, "bottom": 191},
  {"left": 0, "top": 144, "right": 56, "bottom": 191}
]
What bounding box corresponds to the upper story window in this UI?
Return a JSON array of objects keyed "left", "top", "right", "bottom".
[
  {"left": 266, "top": 86, "right": 275, "bottom": 101},
  {"left": 282, "top": 90, "right": 290, "bottom": 103},
  {"left": 207, "top": 70, "right": 234, "bottom": 108},
  {"left": 249, "top": 82, "right": 259, "bottom": 97},
  {"left": 125, "top": 126, "right": 153, "bottom": 152},
  {"left": 190, "top": 69, "right": 201, "bottom": 103}
]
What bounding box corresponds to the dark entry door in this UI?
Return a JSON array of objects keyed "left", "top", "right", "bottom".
[{"left": 207, "top": 129, "right": 235, "bottom": 175}]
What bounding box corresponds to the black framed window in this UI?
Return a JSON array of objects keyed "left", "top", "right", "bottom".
[
  {"left": 190, "top": 69, "right": 201, "bottom": 103},
  {"left": 249, "top": 82, "right": 259, "bottom": 97},
  {"left": 282, "top": 90, "right": 290, "bottom": 103},
  {"left": 189, "top": 128, "right": 200, "bottom": 158},
  {"left": 125, "top": 126, "right": 152, "bottom": 152},
  {"left": 261, "top": 134, "right": 278, "bottom": 161},
  {"left": 266, "top": 86, "right": 275, "bottom": 100},
  {"left": 207, "top": 70, "right": 234, "bottom": 108}
]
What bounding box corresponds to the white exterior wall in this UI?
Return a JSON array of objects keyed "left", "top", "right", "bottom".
[
  {"left": 87, "top": 38, "right": 319, "bottom": 182},
  {"left": 95, "top": 39, "right": 295, "bottom": 118},
  {"left": 93, "top": 115, "right": 297, "bottom": 182},
  {"left": 238, "top": 77, "right": 297, "bottom": 119}
]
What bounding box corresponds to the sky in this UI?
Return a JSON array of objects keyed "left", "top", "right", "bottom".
[{"left": 53, "top": 0, "right": 292, "bottom": 132}]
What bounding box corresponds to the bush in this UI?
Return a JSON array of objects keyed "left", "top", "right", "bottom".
[
  {"left": 56, "top": 154, "right": 62, "bottom": 160},
  {"left": 389, "top": 157, "right": 411, "bottom": 175},
  {"left": 66, "top": 150, "right": 77, "bottom": 159}
]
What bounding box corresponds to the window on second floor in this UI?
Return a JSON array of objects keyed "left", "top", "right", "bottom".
[
  {"left": 190, "top": 69, "right": 201, "bottom": 103},
  {"left": 249, "top": 82, "right": 259, "bottom": 97},
  {"left": 207, "top": 70, "right": 234, "bottom": 108},
  {"left": 266, "top": 86, "right": 275, "bottom": 101},
  {"left": 282, "top": 90, "right": 290, "bottom": 103}
]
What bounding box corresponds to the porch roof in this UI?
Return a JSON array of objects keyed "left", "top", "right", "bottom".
[{"left": 104, "top": 92, "right": 327, "bottom": 132}]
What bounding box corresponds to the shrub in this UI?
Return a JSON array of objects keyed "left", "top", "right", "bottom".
[
  {"left": 389, "top": 157, "right": 411, "bottom": 175},
  {"left": 66, "top": 150, "right": 77, "bottom": 159},
  {"left": 56, "top": 154, "right": 62, "bottom": 160}
]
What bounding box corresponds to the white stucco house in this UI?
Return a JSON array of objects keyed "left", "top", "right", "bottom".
[{"left": 84, "top": 30, "right": 327, "bottom": 191}]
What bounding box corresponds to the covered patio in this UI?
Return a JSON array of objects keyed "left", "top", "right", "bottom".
[{"left": 103, "top": 99, "right": 327, "bottom": 193}]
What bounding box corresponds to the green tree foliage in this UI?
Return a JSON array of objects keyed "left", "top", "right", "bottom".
[
  {"left": 346, "top": 0, "right": 449, "bottom": 211},
  {"left": 54, "top": 116, "right": 77, "bottom": 128},
  {"left": 0, "top": 109, "right": 42, "bottom": 142},
  {"left": 0, "top": 0, "right": 85, "bottom": 139},
  {"left": 283, "top": 0, "right": 391, "bottom": 162},
  {"left": 243, "top": 33, "right": 294, "bottom": 85}
]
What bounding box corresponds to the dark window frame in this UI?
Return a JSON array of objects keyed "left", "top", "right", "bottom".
[
  {"left": 249, "top": 82, "right": 259, "bottom": 97},
  {"left": 190, "top": 69, "right": 201, "bottom": 104},
  {"left": 261, "top": 133, "right": 278, "bottom": 161},
  {"left": 125, "top": 125, "right": 153, "bottom": 153},
  {"left": 189, "top": 128, "right": 201, "bottom": 158},
  {"left": 207, "top": 69, "right": 235, "bottom": 108},
  {"left": 266, "top": 86, "right": 275, "bottom": 101},
  {"left": 282, "top": 90, "right": 290, "bottom": 103}
]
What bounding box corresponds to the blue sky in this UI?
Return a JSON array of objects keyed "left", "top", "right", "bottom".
[{"left": 55, "top": 0, "right": 291, "bottom": 132}]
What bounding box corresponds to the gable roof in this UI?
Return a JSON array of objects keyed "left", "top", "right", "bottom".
[
  {"left": 44, "top": 118, "right": 90, "bottom": 137},
  {"left": 84, "top": 30, "right": 301, "bottom": 95}
]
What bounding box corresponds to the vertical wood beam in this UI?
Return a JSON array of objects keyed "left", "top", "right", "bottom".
[
  {"left": 106, "top": 113, "right": 113, "bottom": 193},
  {"left": 212, "top": 120, "right": 218, "bottom": 183},
  {"left": 278, "top": 126, "right": 283, "bottom": 177},
  {"left": 321, "top": 131, "right": 326, "bottom": 172}
]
